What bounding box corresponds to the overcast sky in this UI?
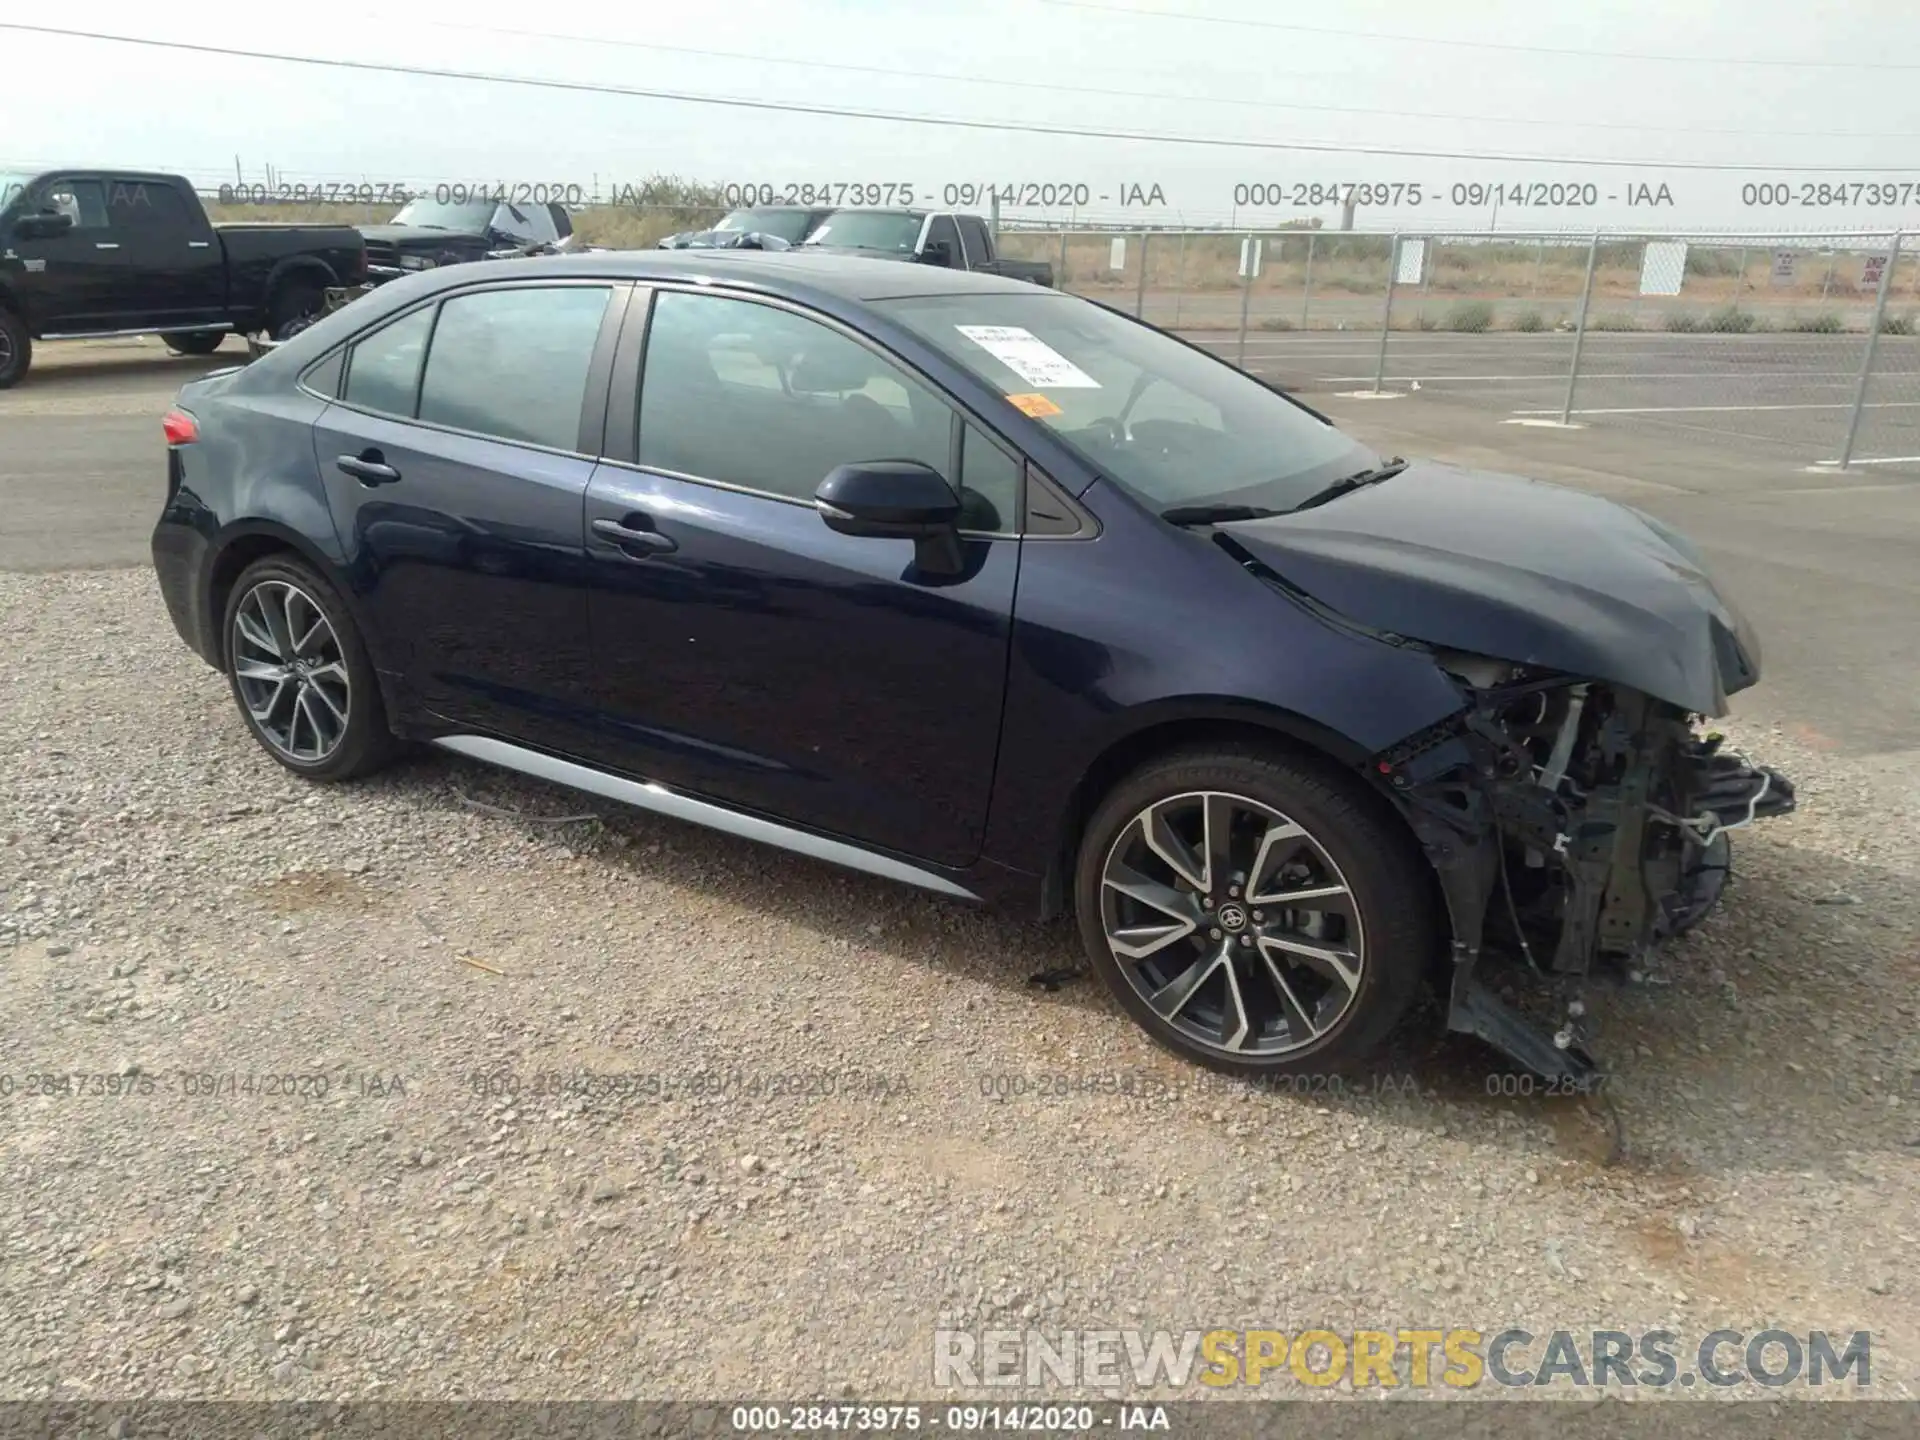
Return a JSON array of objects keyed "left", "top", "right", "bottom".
[{"left": 6, "top": 0, "right": 1919, "bottom": 231}]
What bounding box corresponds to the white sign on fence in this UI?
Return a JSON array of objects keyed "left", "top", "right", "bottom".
[
  {"left": 1239, "top": 236, "right": 1263, "bottom": 278},
  {"left": 1640, "top": 241, "right": 1688, "bottom": 296},
  {"left": 1108, "top": 238, "right": 1126, "bottom": 271},
  {"left": 1771, "top": 251, "right": 1797, "bottom": 285},
  {"left": 1394, "top": 238, "right": 1426, "bottom": 285},
  {"left": 1863, "top": 252, "right": 1888, "bottom": 288}
]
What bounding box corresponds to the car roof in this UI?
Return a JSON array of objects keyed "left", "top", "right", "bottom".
[{"left": 404, "top": 249, "right": 1049, "bottom": 302}]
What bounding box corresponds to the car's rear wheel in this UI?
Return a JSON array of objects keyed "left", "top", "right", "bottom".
[
  {"left": 0, "top": 308, "right": 31, "bottom": 389},
  {"left": 163, "top": 330, "right": 227, "bottom": 356},
  {"left": 1074, "top": 746, "right": 1436, "bottom": 1075},
  {"left": 221, "top": 555, "right": 398, "bottom": 782}
]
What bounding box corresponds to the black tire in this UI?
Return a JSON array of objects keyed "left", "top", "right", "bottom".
[
  {"left": 0, "top": 307, "right": 31, "bottom": 389},
  {"left": 1073, "top": 744, "right": 1438, "bottom": 1076},
  {"left": 266, "top": 278, "right": 324, "bottom": 340},
  {"left": 162, "top": 330, "right": 227, "bottom": 357},
  {"left": 221, "top": 554, "right": 400, "bottom": 783}
]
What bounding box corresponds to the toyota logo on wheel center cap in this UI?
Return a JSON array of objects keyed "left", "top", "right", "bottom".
[{"left": 1216, "top": 902, "right": 1248, "bottom": 932}]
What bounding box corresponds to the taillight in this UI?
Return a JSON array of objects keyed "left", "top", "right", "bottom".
[{"left": 162, "top": 408, "right": 199, "bottom": 446}]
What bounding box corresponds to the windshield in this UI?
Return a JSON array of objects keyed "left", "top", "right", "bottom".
[
  {"left": 878, "top": 292, "right": 1374, "bottom": 510},
  {"left": 390, "top": 198, "right": 497, "bottom": 232},
  {"left": 803, "top": 211, "right": 922, "bottom": 253},
  {"left": 713, "top": 208, "right": 822, "bottom": 242}
]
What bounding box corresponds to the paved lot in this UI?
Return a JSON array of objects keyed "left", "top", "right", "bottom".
[
  {"left": 1, "top": 333, "right": 1916, "bottom": 1403},
  {"left": 1188, "top": 331, "right": 1920, "bottom": 474}
]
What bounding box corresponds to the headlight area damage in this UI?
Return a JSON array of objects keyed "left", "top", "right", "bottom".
[{"left": 1374, "top": 656, "right": 1795, "bottom": 1080}]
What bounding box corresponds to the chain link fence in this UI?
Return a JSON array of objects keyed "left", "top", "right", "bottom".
[
  {"left": 195, "top": 191, "right": 1920, "bottom": 468},
  {"left": 998, "top": 225, "right": 1920, "bottom": 469}
]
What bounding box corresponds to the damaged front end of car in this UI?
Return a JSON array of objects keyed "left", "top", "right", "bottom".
[{"left": 1373, "top": 655, "right": 1795, "bottom": 1080}]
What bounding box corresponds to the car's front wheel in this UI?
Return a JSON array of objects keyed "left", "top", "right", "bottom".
[
  {"left": 221, "top": 555, "right": 399, "bottom": 782},
  {"left": 0, "top": 307, "right": 31, "bottom": 389},
  {"left": 1074, "top": 746, "right": 1437, "bottom": 1075}
]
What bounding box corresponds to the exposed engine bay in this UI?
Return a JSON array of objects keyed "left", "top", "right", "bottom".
[{"left": 1374, "top": 653, "right": 1797, "bottom": 1080}]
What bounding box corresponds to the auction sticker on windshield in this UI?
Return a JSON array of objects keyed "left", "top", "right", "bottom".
[
  {"left": 1004, "top": 392, "right": 1064, "bottom": 418},
  {"left": 956, "top": 326, "right": 1102, "bottom": 388}
]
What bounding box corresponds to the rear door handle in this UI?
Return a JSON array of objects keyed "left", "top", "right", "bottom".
[
  {"left": 337, "top": 452, "right": 401, "bottom": 486},
  {"left": 94, "top": 242, "right": 120, "bottom": 251},
  {"left": 592, "top": 515, "right": 678, "bottom": 556}
]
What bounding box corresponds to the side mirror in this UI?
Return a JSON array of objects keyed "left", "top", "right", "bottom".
[
  {"left": 921, "top": 240, "right": 953, "bottom": 267},
  {"left": 815, "top": 461, "right": 964, "bottom": 574},
  {"left": 15, "top": 210, "right": 74, "bottom": 239}
]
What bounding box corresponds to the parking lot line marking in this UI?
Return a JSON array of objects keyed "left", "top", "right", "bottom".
[
  {"left": 1319, "top": 373, "right": 1864, "bottom": 383},
  {"left": 1809, "top": 455, "right": 1920, "bottom": 467},
  {"left": 1513, "top": 401, "right": 1920, "bottom": 415}
]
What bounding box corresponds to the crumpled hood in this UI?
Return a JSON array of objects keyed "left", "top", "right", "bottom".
[{"left": 1221, "top": 461, "right": 1762, "bottom": 716}]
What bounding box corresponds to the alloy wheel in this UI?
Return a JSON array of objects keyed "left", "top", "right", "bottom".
[
  {"left": 230, "top": 580, "right": 351, "bottom": 763},
  {"left": 1098, "top": 790, "right": 1366, "bottom": 1058}
]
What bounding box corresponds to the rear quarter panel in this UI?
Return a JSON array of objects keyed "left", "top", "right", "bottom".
[{"left": 162, "top": 372, "right": 386, "bottom": 666}]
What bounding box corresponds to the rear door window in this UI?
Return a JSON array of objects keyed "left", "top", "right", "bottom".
[
  {"left": 105, "top": 181, "right": 198, "bottom": 240},
  {"left": 416, "top": 286, "right": 612, "bottom": 449}
]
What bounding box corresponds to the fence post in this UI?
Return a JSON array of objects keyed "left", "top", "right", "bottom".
[
  {"left": 1372, "top": 233, "right": 1401, "bottom": 392},
  {"left": 1558, "top": 232, "right": 1602, "bottom": 425},
  {"left": 1058, "top": 227, "right": 1069, "bottom": 285},
  {"left": 1531, "top": 237, "right": 1545, "bottom": 296},
  {"left": 1134, "top": 231, "right": 1150, "bottom": 319},
  {"left": 1236, "top": 235, "right": 1256, "bottom": 369},
  {"left": 1172, "top": 231, "right": 1188, "bottom": 326},
  {"left": 1301, "top": 232, "right": 1315, "bottom": 327},
  {"left": 1837, "top": 231, "right": 1902, "bottom": 470}
]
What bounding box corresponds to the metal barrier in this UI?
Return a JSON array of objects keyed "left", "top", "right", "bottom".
[
  {"left": 195, "top": 189, "right": 1918, "bottom": 469},
  {"left": 996, "top": 226, "right": 1920, "bottom": 470}
]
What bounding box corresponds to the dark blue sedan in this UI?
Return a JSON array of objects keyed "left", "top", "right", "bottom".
[{"left": 151, "top": 251, "right": 1792, "bottom": 1080}]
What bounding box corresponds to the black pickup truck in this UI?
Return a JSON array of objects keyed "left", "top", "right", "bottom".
[
  {"left": 0, "top": 168, "right": 368, "bottom": 387},
  {"left": 358, "top": 196, "right": 578, "bottom": 281},
  {"left": 799, "top": 209, "right": 1053, "bottom": 285}
]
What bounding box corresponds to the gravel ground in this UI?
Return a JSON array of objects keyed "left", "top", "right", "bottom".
[{"left": 2, "top": 568, "right": 1916, "bottom": 1403}]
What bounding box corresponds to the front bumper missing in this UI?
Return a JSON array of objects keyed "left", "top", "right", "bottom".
[{"left": 1378, "top": 687, "right": 1796, "bottom": 1081}]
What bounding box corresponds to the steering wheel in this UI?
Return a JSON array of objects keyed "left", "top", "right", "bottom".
[{"left": 1082, "top": 415, "right": 1133, "bottom": 449}]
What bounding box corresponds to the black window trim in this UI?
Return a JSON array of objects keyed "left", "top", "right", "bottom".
[
  {"left": 606, "top": 280, "right": 1056, "bottom": 539},
  {"left": 299, "top": 278, "right": 632, "bottom": 461}
]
